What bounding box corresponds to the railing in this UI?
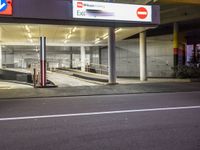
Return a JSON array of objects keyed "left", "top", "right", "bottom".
[{"left": 85, "top": 63, "right": 108, "bottom": 75}]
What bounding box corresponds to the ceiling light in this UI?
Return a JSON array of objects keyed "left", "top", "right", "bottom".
[
  {"left": 96, "top": 37, "right": 101, "bottom": 41},
  {"left": 72, "top": 27, "right": 77, "bottom": 32},
  {"left": 67, "top": 34, "right": 72, "bottom": 39},
  {"left": 65, "top": 34, "right": 69, "bottom": 39},
  {"left": 102, "top": 33, "right": 108, "bottom": 39},
  {"left": 115, "top": 28, "right": 122, "bottom": 33},
  {"left": 95, "top": 38, "right": 101, "bottom": 44},
  {"left": 95, "top": 40, "right": 100, "bottom": 44},
  {"left": 28, "top": 33, "right": 32, "bottom": 38},
  {"left": 25, "top": 25, "right": 30, "bottom": 32},
  {"left": 103, "top": 35, "right": 108, "bottom": 40}
]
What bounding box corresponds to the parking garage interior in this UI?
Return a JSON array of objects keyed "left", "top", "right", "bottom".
[
  {"left": 0, "top": 0, "right": 200, "bottom": 89},
  {"left": 0, "top": 23, "right": 153, "bottom": 87}
]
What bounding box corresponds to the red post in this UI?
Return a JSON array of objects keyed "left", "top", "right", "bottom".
[{"left": 40, "top": 37, "right": 46, "bottom": 87}]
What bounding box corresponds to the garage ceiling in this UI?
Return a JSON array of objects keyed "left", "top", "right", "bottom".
[{"left": 0, "top": 23, "right": 151, "bottom": 46}]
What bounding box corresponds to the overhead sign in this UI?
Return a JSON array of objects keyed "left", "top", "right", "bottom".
[
  {"left": 0, "top": 0, "right": 12, "bottom": 16},
  {"left": 73, "top": 0, "right": 152, "bottom": 22}
]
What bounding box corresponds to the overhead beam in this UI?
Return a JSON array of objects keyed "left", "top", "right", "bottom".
[
  {"left": 0, "top": 42, "right": 107, "bottom": 47},
  {"left": 160, "top": 5, "right": 200, "bottom": 24}
]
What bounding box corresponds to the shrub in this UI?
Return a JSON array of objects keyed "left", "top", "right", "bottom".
[{"left": 173, "top": 65, "right": 200, "bottom": 79}]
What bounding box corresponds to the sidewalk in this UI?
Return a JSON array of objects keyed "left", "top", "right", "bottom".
[{"left": 0, "top": 82, "right": 200, "bottom": 100}]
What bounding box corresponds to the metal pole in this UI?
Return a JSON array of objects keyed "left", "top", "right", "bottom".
[
  {"left": 140, "top": 31, "right": 147, "bottom": 81},
  {"left": 81, "top": 46, "right": 86, "bottom": 72},
  {"left": 40, "top": 36, "right": 46, "bottom": 87},
  {"left": 33, "top": 68, "right": 36, "bottom": 88},
  {"left": 70, "top": 47, "right": 73, "bottom": 69}
]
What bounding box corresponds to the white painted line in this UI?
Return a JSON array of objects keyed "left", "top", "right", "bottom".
[{"left": 0, "top": 105, "right": 200, "bottom": 121}]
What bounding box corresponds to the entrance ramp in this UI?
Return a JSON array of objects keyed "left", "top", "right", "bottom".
[
  {"left": 57, "top": 69, "right": 108, "bottom": 83},
  {"left": 47, "top": 71, "right": 97, "bottom": 87}
]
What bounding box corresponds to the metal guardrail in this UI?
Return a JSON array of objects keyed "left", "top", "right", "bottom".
[{"left": 85, "top": 63, "right": 108, "bottom": 75}]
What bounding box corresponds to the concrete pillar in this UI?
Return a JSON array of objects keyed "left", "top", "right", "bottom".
[
  {"left": 81, "top": 46, "right": 86, "bottom": 72},
  {"left": 173, "top": 22, "right": 179, "bottom": 66},
  {"left": 108, "top": 27, "right": 116, "bottom": 84},
  {"left": 140, "top": 31, "right": 147, "bottom": 81},
  {"left": 0, "top": 45, "right": 2, "bottom": 68}
]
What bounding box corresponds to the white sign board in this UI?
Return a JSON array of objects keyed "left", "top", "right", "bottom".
[{"left": 73, "top": 0, "right": 152, "bottom": 22}]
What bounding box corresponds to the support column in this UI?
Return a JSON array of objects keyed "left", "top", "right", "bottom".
[
  {"left": 0, "top": 27, "right": 2, "bottom": 69},
  {"left": 193, "top": 44, "right": 197, "bottom": 63},
  {"left": 108, "top": 27, "right": 116, "bottom": 84},
  {"left": 40, "top": 36, "right": 46, "bottom": 87},
  {"left": 140, "top": 31, "right": 147, "bottom": 81},
  {"left": 81, "top": 46, "right": 86, "bottom": 72},
  {"left": 0, "top": 45, "right": 2, "bottom": 68},
  {"left": 173, "top": 22, "right": 179, "bottom": 66},
  {"left": 70, "top": 47, "right": 73, "bottom": 69},
  {"left": 99, "top": 47, "right": 102, "bottom": 65},
  {"left": 182, "top": 45, "right": 186, "bottom": 65}
]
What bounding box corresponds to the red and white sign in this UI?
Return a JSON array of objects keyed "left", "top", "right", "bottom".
[
  {"left": 73, "top": 0, "right": 152, "bottom": 22},
  {"left": 137, "top": 7, "right": 148, "bottom": 19},
  {"left": 77, "top": 2, "right": 83, "bottom": 8},
  {"left": 0, "top": 0, "right": 12, "bottom": 16}
]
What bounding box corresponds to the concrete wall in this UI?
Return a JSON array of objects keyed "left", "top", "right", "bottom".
[
  {"left": 99, "top": 35, "right": 174, "bottom": 77},
  {"left": 2, "top": 51, "right": 14, "bottom": 68},
  {"left": 3, "top": 47, "right": 91, "bottom": 70}
]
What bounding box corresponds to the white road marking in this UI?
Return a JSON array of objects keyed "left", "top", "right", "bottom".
[{"left": 0, "top": 105, "right": 200, "bottom": 121}]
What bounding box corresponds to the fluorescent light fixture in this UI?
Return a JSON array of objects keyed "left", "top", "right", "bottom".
[
  {"left": 65, "top": 34, "right": 69, "bottom": 39},
  {"left": 67, "top": 34, "right": 72, "bottom": 39},
  {"left": 95, "top": 40, "right": 100, "bottom": 44},
  {"left": 115, "top": 28, "right": 122, "bottom": 33},
  {"left": 103, "top": 35, "right": 108, "bottom": 40},
  {"left": 95, "top": 38, "right": 101, "bottom": 44},
  {"left": 103, "top": 36, "right": 108, "bottom": 40},
  {"left": 28, "top": 33, "right": 32, "bottom": 38},
  {"left": 72, "top": 27, "right": 77, "bottom": 32},
  {"left": 96, "top": 37, "right": 100, "bottom": 41},
  {"left": 102, "top": 33, "right": 108, "bottom": 37},
  {"left": 25, "top": 25, "right": 30, "bottom": 32}
]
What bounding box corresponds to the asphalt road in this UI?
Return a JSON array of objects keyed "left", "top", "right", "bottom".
[{"left": 0, "top": 92, "right": 200, "bottom": 150}]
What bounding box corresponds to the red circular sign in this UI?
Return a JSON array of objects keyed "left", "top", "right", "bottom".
[{"left": 137, "top": 7, "right": 148, "bottom": 19}]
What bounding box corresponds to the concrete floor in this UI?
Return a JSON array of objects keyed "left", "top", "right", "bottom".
[
  {"left": 47, "top": 72, "right": 97, "bottom": 87},
  {"left": 0, "top": 68, "right": 191, "bottom": 89}
]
